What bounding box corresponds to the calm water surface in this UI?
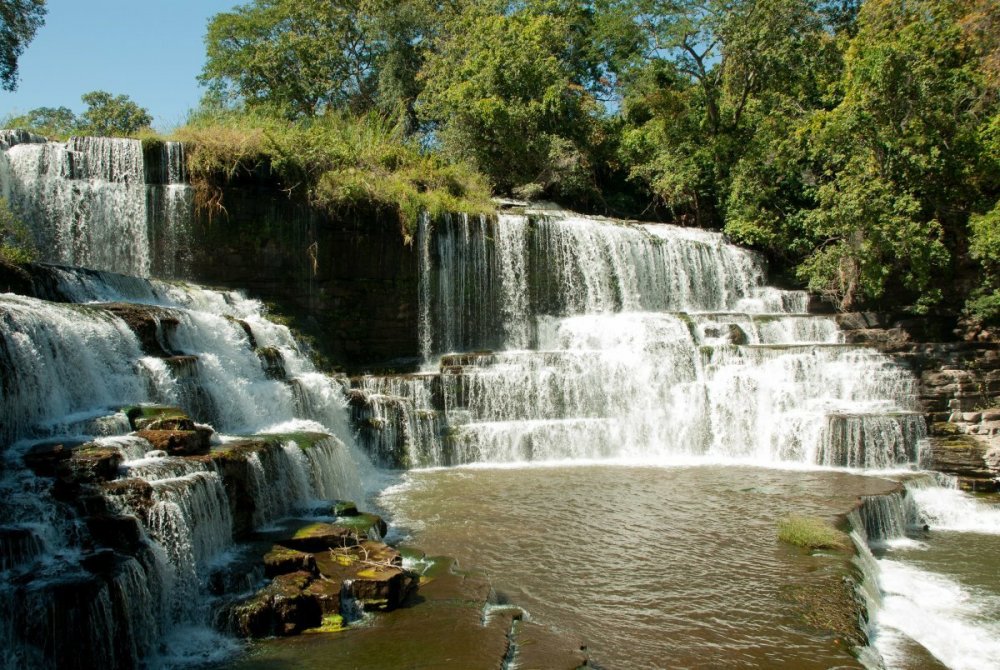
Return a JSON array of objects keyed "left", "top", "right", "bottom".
[{"left": 378, "top": 463, "right": 899, "bottom": 670}]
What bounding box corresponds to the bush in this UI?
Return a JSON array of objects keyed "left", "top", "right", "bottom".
[
  {"left": 777, "top": 515, "right": 849, "bottom": 551},
  {"left": 0, "top": 197, "right": 36, "bottom": 264}
]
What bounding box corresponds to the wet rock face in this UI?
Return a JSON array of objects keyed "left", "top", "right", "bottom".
[
  {"left": 230, "top": 571, "right": 324, "bottom": 637},
  {"left": 264, "top": 546, "right": 318, "bottom": 578},
  {"left": 185, "top": 194, "right": 421, "bottom": 372},
  {"left": 828, "top": 310, "right": 1000, "bottom": 489},
  {"left": 98, "top": 302, "right": 180, "bottom": 357},
  {"left": 135, "top": 428, "right": 210, "bottom": 456}
]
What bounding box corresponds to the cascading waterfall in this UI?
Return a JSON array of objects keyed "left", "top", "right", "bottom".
[
  {"left": 0, "top": 136, "right": 150, "bottom": 276},
  {"left": 0, "top": 133, "right": 197, "bottom": 279},
  {"left": 0, "top": 266, "right": 366, "bottom": 669},
  {"left": 361, "top": 212, "right": 926, "bottom": 469},
  {"left": 148, "top": 142, "right": 194, "bottom": 279}
]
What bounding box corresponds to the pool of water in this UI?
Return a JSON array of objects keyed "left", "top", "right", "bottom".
[{"left": 377, "top": 463, "right": 901, "bottom": 670}]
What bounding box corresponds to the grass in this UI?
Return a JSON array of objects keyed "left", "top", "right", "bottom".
[
  {"left": 777, "top": 515, "right": 850, "bottom": 551},
  {"left": 174, "top": 109, "right": 494, "bottom": 239}
]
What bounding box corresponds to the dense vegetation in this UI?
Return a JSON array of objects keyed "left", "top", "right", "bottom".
[{"left": 4, "top": 0, "right": 1000, "bottom": 320}]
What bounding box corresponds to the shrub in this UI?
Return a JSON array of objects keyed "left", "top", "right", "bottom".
[
  {"left": 174, "top": 109, "right": 493, "bottom": 238},
  {"left": 0, "top": 197, "right": 36, "bottom": 264}
]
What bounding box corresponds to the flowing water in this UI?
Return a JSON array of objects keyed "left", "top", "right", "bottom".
[{"left": 0, "top": 267, "right": 365, "bottom": 669}]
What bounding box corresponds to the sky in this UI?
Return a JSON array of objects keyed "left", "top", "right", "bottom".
[{"left": 1, "top": 0, "right": 242, "bottom": 132}]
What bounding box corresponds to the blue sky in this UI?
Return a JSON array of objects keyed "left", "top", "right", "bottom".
[{"left": 1, "top": 0, "right": 242, "bottom": 132}]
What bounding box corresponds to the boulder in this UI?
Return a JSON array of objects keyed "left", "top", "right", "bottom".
[
  {"left": 264, "top": 546, "right": 317, "bottom": 578},
  {"left": 278, "top": 523, "right": 358, "bottom": 553},
  {"left": 22, "top": 439, "right": 87, "bottom": 477},
  {"left": 230, "top": 571, "right": 323, "bottom": 637},
  {"left": 314, "top": 541, "right": 415, "bottom": 611},
  {"left": 122, "top": 405, "right": 189, "bottom": 431},
  {"left": 57, "top": 446, "right": 123, "bottom": 484},
  {"left": 135, "top": 429, "right": 209, "bottom": 456}
]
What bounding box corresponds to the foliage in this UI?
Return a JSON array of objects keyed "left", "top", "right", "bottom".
[
  {"left": 2, "top": 105, "right": 75, "bottom": 138},
  {"left": 4, "top": 91, "right": 153, "bottom": 138},
  {"left": 416, "top": 3, "right": 604, "bottom": 198},
  {"left": 200, "top": 0, "right": 442, "bottom": 121},
  {"left": 0, "top": 0, "right": 45, "bottom": 91},
  {"left": 777, "top": 515, "right": 848, "bottom": 551},
  {"left": 78, "top": 91, "right": 153, "bottom": 136},
  {"left": 175, "top": 109, "right": 493, "bottom": 236},
  {"left": 0, "top": 196, "right": 36, "bottom": 263}
]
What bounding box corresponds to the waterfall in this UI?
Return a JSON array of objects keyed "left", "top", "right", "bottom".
[
  {"left": 0, "top": 134, "right": 197, "bottom": 279},
  {"left": 844, "top": 478, "right": 1000, "bottom": 670},
  {"left": 0, "top": 137, "right": 150, "bottom": 276},
  {"left": 0, "top": 267, "right": 366, "bottom": 669},
  {"left": 358, "top": 212, "right": 926, "bottom": 469}
]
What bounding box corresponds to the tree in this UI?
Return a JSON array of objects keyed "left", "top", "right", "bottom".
[
  {"left": 79, "top": 91, "right": 153, "bottom": 136},
  {"left": 201, "top": 0, "right": 385, "bottom": 118},
  {"left": 417, "top": 1, "right": 615, "bottom": 198},
  {"left": 619, "top": 0, "right": 843, "bottom": 226},
  {"left": 794, "top": 0, "right": 997, "bottom": 310},
  {"left": 3, "top": 105, "right": 77, "bottom": 137},
  {"left": 0, "top": 0, "right": 45, "bottom": 91}
]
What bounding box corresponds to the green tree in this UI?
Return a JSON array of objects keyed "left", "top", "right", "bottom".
[
  {"left": 619, "top": 0, "right": 843, "bottom": 226},
  {"left": 417, "top": 2, "right": 610, "bottom": 198},
  {"left": 0, "top": 0, "right": 45, "bottom": 91},
  {"left": 201, "top": 0, "right": 386, "bottom": 118},
  {"left": 79, "top": 91, "right": 153, "bottom": 136},
  {"left": 796, "top": 0, "right": 997, "bottom": 310},
  {"left": 3, "top": 105, "right": 77, "bottom": 137}
]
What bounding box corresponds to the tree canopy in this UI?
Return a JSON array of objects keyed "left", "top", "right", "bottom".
[
  {"left": 0, "top": 0, "right": 45, "bottom": 91},
  {"left": 4, "top": 91, "right": 152, "bottom": 138}
]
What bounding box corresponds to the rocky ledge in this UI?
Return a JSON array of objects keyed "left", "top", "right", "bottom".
[{"left": 826, "top": 310, "right": 1000, "bottom": 491}]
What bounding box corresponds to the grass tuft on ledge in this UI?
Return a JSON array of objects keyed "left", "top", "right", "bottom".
[{"left": 777, "top": 515, "right": 849, "bottom": 551}]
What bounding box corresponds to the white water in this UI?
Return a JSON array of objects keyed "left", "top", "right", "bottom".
[
  {"left": 360, "top": 213, "right": 925, "bottom": 470},
  {"left": 843, "top": 478, "right": 1000, "bottom": 670},
  {"left": 0, "top": 137, "right": 150, "bottom": 276},
  {"left": 0, "top": 268, "right": 367, "bottom": 669}
]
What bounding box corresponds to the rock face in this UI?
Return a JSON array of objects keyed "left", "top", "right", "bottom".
[
  {"left": 830, "top": 311, "right": 1000, "bottom": 490},
  {"left": 184, "top": 187, "right": 421, "bottom": 372}
]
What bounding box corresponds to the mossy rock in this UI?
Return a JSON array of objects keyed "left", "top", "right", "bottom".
[
  {"left": 230, "top": 571, "right": 323, "bottom": 638},
  {"left": 271, "top": 432, "right": 334, "bottom": 450},
  {"left": 122, "top": 405, "right": 189, "bottom": 431},
  {"left": 313, "top": 541, "right": 416, "bottom": 612},
  {"left": 264, "top": 546, "right": 317, "bottom": 578},
  {"left": 777, "top": 515, "right": 850, "bottom": 552},
  {"left": 331, "top": 513, "right": 388, "bottom": 539},
  {"left": 279, "top": 523, "right": 359, "bottom": 553},
  {"left": 135, "top": 429, "right": 209, "bottom": 456},
  {"left": 304, "top": 613, "right": 345, "bottom": 634}
]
